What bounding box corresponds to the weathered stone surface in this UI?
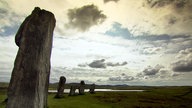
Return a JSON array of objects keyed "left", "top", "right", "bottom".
[
  {"left": 6, "top": 7, "right": 55, "bottom": 108},
  {"left": 54, "top": 76, "right": 66, "bottom": 98},
  {"left": 78, "top": 81, "right": 85, "bottom": 95},
  {"left": 89, "top": 84, "right": 96, "bottom": 94}
]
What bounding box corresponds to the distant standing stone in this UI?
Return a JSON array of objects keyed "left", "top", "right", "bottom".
[
  {"left": 6, "top": 7, "right": 55, "bottom": 108},
  {"left": 79, "top": 81, "right": 85, "bottom": 95},
  {"left": 69, "top": 85, "right": 77, "bottom": 96},
  {"left": 89, "top": 84, "right": 96, "bottom": 94},
  {"left": 55, "top": 76, "right": 66, "bottom": 98}
]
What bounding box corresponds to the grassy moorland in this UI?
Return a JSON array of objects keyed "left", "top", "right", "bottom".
[{"left": 0, "top": 85, "right": 192, "bottom": 108}]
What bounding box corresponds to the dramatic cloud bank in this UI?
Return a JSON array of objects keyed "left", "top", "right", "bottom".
[{"left": 0, "top": 0, "right": 192, "bottom": 86}]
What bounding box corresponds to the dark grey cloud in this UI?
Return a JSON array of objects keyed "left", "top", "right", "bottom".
[
  {"left": 88, "top": 59, "right": 106, "bottom": 68},
  {"left": 172, "top": 60, "right": 192, "bottom": 72},
  {"left": 66, "top": 4, "right": 107, "bottom": 32},
  {"left": 106, "top": 61, "right": 127, "bottom": 67},
  {"left": 86, "top": 59, "right": 128, "bottom": 68},
  {"left": 121, "top": 61, "right": 128, "bottom": 65},
  {"left": 105, "top": 22, "right": 132, "bottom": 39},
  {"left": 109, "top": 73, "right": 134, "bottom": 81},
  {"left": 142, "top": 64, "right": 164, "bottom": 75},
  {"left": 104, "top": 0, "right": 120, "bottom": 3},
  {"left": 171, "top": 48, "right": 192, "bottom": 72}
]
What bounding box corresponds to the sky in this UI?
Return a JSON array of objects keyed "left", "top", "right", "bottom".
[{"left": 0, "top": 0, "right": 192, "bottom": 86}]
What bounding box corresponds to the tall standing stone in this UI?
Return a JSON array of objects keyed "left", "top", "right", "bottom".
[
  {"left": 54, "top": 76, "right": 66, "bottom": 98},
  {"left": 6, "top": 7, "right": 55, "bottom": 108}
]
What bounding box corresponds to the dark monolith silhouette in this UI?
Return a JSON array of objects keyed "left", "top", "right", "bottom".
[
  {"left": 79, "top": 81, "right": 85, "bottom": 95},
  {"left": 6, "top": 7, "right": 55, "bottom": 108},
  {"left": 55, "top": 76, "right": 66, "bottom": 98}
]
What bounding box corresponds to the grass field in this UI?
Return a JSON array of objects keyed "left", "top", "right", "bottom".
[{"left": 1, "top": 86, "right": 192, "bottom": 108}]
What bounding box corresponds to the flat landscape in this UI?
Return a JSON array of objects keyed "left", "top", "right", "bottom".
[
  {"left": 0, "top": 83, "right": 192, "bottom": 108},
  {"left": 1, "top": 0, "right": 192, "bottom": 108}
]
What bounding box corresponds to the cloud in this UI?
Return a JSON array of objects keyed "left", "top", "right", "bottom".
[
  {"left": 104, "top": 0, "right": 120, "bottom": 3},
  {"left": 144, "top": 0, "right": 171, "bottom": 8},
  {"left": 132, "top": 34, "right": 191, "bottom": 55},
  {"left": 0, "top": 1, "right": 24, "bottom": 36},
  {"left": 109, "top": 73, "right": 134, "bottom": 81},
  {"left": 141, "top": 47, "right": 162, "bottom": 55},
  {"left": 88, "top": 59, "right": 106, "bottom": 68},
  {"left": 144, "top": 0, "right": 190, "bottom": 9},
  {"left": 171, "top": 48, "right": 192, "bottom": 72},
  {"left": 0, "top": 25, "right": 19, "bottom": 36},
  {"left": 105, "top": 22, "right": 132, "bottom": 38},
  {"left": 135, "top": 34, "right": 191, "bottom": 42},
  {"left": 172, "top": 60, "right": 192, "bottom": 72},
  {"left": 176, "top": 48, "right": 192, "bottom": 58},
  {"left": 106, "top": 61, "right": 127, "bottom": 67},
  {"left": 86, "top": 59, "right": 128, "bottom": 68},
  {"left": 135, "top": 64, "right": 174, "bottom": 80},
  {"left": 141, "top": 0, "right": 192, "bottom": 35},
  {"left": 166, "top": 36, "right": 192, "bottom": 54},
  {"left": 78, "top": 64, "right": 87, "bottom": 67},
  {"left": 66, "top": 4, "right": 107, "bottom": 32},
  {"left": 142, "top": 64, "right": 164, "bottom": 75},
  {"left": 167, "top": 16, "right": 177, "bottom": 25},
  {"left": 0, "top": 36, "right": 18, "bottom": 82},
  {"left": 2, "top": 0, "right": 192, "bottom": 36}
]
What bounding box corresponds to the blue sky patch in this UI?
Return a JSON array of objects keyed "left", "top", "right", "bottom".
[
  {"left": 0, "top": 25, "right": 19, "bottom": 36},
  {"left": 105, "top": 22, "right": 132, "bottom": 39}
]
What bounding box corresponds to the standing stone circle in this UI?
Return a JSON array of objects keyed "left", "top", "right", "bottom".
[{"left": 6, "top": 7, "right": 55, "bottom": 108}]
